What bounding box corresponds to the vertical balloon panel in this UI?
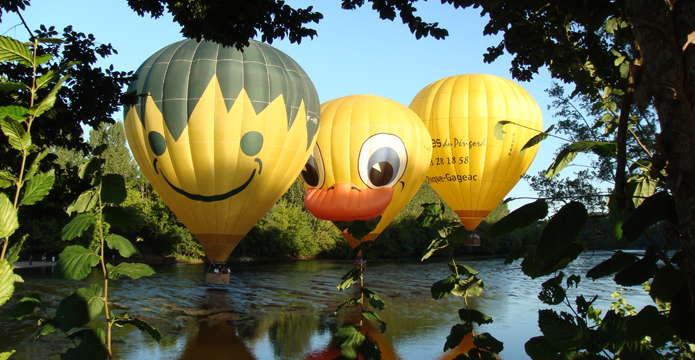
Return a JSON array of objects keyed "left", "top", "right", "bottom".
[
  {"left": 124, "top": 39, "right": 320, "bottom": 262},
  {"left": 410, "top": 74, "right": 543, "bottom": 231}
]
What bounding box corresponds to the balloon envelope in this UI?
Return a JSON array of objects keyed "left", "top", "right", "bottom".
[
  {"left": 409, "top": 74, "right": 543, "bottom": 231},
  {"left": 301, "top": 95, "right": 431, "bottom": 247},
  {"left": 124, "top": 39, "right": 320, "bottom": 261}
]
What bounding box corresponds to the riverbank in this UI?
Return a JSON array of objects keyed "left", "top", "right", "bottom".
[{"left": 13, "top": 261, "right": 55, "bottom": 269}]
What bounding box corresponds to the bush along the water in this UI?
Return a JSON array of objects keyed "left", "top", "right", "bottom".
[
  {"left": 0, "top": 34, "right": 75, "bottom": 359},
  {"left": 9, "top": 148, "right": 160, "bottom": 360},
  {"left": 418, "top": 203, "right": 505, "bottom": 359},
  {"left": 332, "top": 219, "right": 388, "bottom": 359}
]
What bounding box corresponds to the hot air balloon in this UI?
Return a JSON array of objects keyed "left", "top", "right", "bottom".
[
  {"left": 409, "top": 74, "right": 543, "bottom": 240},
  {"left": 124, "top": 39, "right": 320, "bottom": 262},
  {"left": 300, "top": 95, "right": 431, "bottom": 248}
]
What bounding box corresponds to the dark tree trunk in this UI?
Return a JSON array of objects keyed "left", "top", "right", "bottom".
[{"left": 626, "top": 0, "right": 695, "bottom": 310}]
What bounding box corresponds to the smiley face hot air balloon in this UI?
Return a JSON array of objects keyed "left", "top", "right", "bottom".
[
  {"left": 409, "top": 74, "right": 543, "bottom": 233},
  {"left": 300, "top": 95, "right": 431, "bottom": 248},
  {"left": 124, "top": 39, "right": 320, "bottom": 262}
]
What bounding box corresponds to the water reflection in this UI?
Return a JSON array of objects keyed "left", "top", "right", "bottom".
[{"left": 0, "top": 253, "right": 653, "bottom": 360}]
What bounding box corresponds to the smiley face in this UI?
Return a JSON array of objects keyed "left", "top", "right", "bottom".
[{"left": 148, "top": 130, "right": 264, "bottom": 202}]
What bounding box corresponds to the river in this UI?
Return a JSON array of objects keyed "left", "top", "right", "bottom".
[{"left": 1, "top": 251, "right": 653, "bottom": 359}]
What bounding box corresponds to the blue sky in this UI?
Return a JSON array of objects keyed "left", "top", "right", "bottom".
[{"left": 1, "top": 0, "right": 567, "bottom": 209}]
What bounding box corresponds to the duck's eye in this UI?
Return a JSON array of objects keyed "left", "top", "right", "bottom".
[
  {"left": 358, "top": 134, "right": 407, "bottom": 189},
  {"left": 300, "top": 144, "right": 325, "bottom": 188}
]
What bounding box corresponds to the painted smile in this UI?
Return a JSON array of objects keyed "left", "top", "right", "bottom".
[{"left": 153, "top": 158, "right": 263, "bottom": 202}]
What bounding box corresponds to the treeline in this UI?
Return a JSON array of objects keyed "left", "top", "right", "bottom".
[{"left": 15, "top": 122, "right": 649, "bottom": 263}]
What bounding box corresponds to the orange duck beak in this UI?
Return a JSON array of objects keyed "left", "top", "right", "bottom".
[{"left": 304, "top": 183, "right": 394, "bottom": 222}]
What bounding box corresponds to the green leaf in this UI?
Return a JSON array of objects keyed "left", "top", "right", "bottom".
[
  {"left": 338, "top": 267, "right": 361, "bottom": 291},
  {"left": 0, "top": 260, "right": 14, "bottom": 307},
  {"left": 669, "top": 287, "right": 695, "bottom": 343},
  {"left": 35, "top": 69, "right": 60, "bottom": 90},
  {"left": 19, "top": 169, "right": 54, "bottom": 206},
  {"left": 0, "top": 170, "right": 16, "bottom": 188},
  {"left": 626, "top": 305, "right": 674, "bottom": 348},
  {"left": 5, "top": 235, "right": 25, "bottom": 264},
  {"left": 102, "top": 206, "right": 133, "bottom": 227},
  {"left": 334, "top": 324, "right": 365, "bottom": 359},
  {"left": 358, "top": 340, "right": 381, "bottom": 360},
  {"left": 347, "top": 217, "right": 381, "bottom": 240},
  {"left": 538, "top": 272, "right": 565, "bottom": 305},
  {"left": 544, "top": 141, "right": 616, "bottom": 178},
  {"left": 416, "top": 202, "right": 443, "bottom": 227},
  {"left": 24, "top": 149, "right": 49, "bottom": 181},
  {"left": 650, "top": 266, "right": 686, "bottom": 306},
  {"left": 607, "top": 192, "right": 634, "bottom": 240},
  {"left": 107, "top": 263, "right": 154, "bottom": 280},
  {"left": 101, "top": 174, "right": 127, "bottom": 205},
  {"left": 66, "top": 189, "right": 99, "bottom": 216},
  {"left": 28, "top": 74, "right": 69, "bottom": 119},
  {"left": 361, "top": 288, "right": 385, "bottom": 311},
  {"left": 0, "top": 36, "right": 33, "bottom": 66},
  {"left": 485, "top": 199, "right": 548, "bottom": 238},
  {"left": 0, "top": 106, "right": 28, "bottom": 123},
  {"left": 79, "top": 158, "right": 104, "bottom": 180},
  {"left": 362, "top": 310, "right": 386, "bottom": 333},
  {"left": 493, "top": 120, "right": 514, "bottom": 140},
  {"left": 54, "top": 245, "right": 100, "bottom": 280},
  {"left": 534, "top": 201, "right": 587, "bottom": 262},
  {"left": 9, "top": 294, "right": 44, "bottom": 319},
  {"left": 61, "top": 328, "right": 108, "bottom": 360},
  {"left": 621, "top": 191, "right": 677, "bottom": 243},
  {"left": 614, "top": 248, "right": 658, "bottom": 286},
  {"left": 504, "top": 245, "right": 529, "bottom": 265},
  {"left": 112, "top": 313, "right": 161, "bottom": 342},
  {"left": 473, "top": 333, "right": 504, "bottom": 354},
  {"left": 0, "top": 193, "right": 18, "bottom": 239},
  {"left": 524, "top": 336, "right": 561, "bottom": 360},
  {"left": 521, "top": 243, "right": 585, "bottom": 279},
  {"left": 627, "top": 174, "right": 658, "bottom": 209},
  {"left": 91, "top": 143, "right": 108, "bottom": 156},
  {"left": 421, "top": 237, "right": 449, "bottom": 261},
  {"left": 0, "top": 115, "right": 30, "bottom": 152},
  {"left": 448, "top": 263, "right": 478, "bottom": 278},
  {"left": 0, "top": 350, "right": 15, "bottom": 360},
  {"left": 452, "top": 276, "right": 484, "bottom": 298},
  {"left": 586, "top": 250, "right": 639, "bottom": 280},
  {"left": 105, "top": 234, "right": 140, "bottom": 258},
  {"left": 444, "top": 323, "right": 473, "bottom": 351},
  {"left": 334, "top": 297, "right": 361, "bottom": 314},
  {"left": 537, "top": 309, "right": 584, "bottom": 349},
  {"left": 431, "top": 274, "right": 457, "bottom": 300},
  {"left": 520, "top": 132, "right": 548, "bottom": 154},
  {"left": 0, "top": 81, "right": 28, "bottom": 92},
  {"left": 458, "top": 309, "right": 493, "bottom": 326},
  {"left": 61, "top": 213, "right": 96, "bottom": 241},
  {"left": 35, "top": 319, "right": 57, "bottom": 338},
  {"left": 54, "top": 284, "right": 104, "bottom": 332}
]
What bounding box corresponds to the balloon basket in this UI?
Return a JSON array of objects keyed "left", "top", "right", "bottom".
[
  {"left": 464, "top": 232, "right": 481, "bottom": 247},
  {"left": 206, "top": 262, "right": 230, "bottom": 284},
  {"left": 205, "top": 272, "right": 230, "bottom": 284}
]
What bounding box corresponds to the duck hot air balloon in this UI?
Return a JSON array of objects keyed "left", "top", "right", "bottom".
[
  {"left": 124, "top": 39, "right": 320, "bottom": 262},
  {"left": 409, "top": 74, "right": 543, "bottom": 238},
  {"left": 301, "top": 95, "right": 431, "bottom": 248}
]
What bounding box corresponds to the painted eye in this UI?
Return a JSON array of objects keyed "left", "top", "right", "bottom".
[
  {"left": 148, "top": 131, "right": 167, "bottom": 156},
  {"left": 358, "top": 134, "right": 407, "bottom": 189},
  {"left": 240, "top": 131, "right": 264, "bottom": 156},
  {"left": 300, "top": 144, "right": 325, "bottom": 188}
]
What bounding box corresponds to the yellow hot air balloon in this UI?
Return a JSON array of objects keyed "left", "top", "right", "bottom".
[
  {"left": 124, "top": 39, "right": 320, "bottom": 262},
  {"left": 409, "top": 74, "right": 543, "bottom": 233},
  {"left": 300, "top": 95, "right": 432, "bottom": 248}
]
